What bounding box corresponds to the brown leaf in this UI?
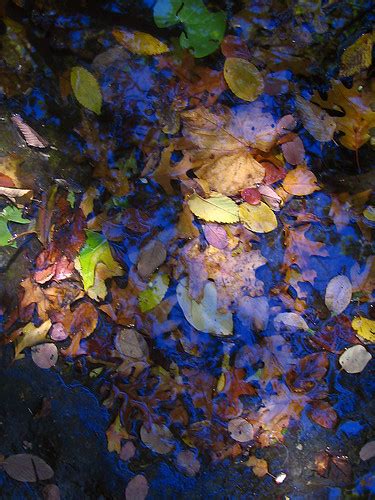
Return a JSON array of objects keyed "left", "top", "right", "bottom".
[
  {"left": 309, "top": 401, "right": 338, "bottom": 429},
  {"left": 137, "top": 240, "right": 167, "bottom": 280},
  {"left": 4, "top": 454, "right": 54, "bottom": 482}
]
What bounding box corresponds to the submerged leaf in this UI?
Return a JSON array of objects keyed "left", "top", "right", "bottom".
[
  {"left": 274, "top": 312, "right": 310, "bottom": 332},
  {"left": 14, "top": 320, "right": 52, "bottom": 360},
  {"left": 188, "top": 193, "right": 239, "bottom": 223},
  {"left": 140, "top": 423, "right": 175, "bottom": 454},
  {"left": 114, "top": 328, "right": 149, "bottom": 359},
  {"left": 296, "top": 95, "right": 336, "bottom": 142},
  {"left": 246, "top": 456, "right": 268, "bottom": 477},
  {"left": 31, "top": 343, "right": 58, "bottom": 369},
  {"left": 325, "top": 275, "right": 352, "bottom": 315},
  {"left": 113, "top": 29, "right": 169, "bottom": 55},
  {"left": 239, "top": 202, "right": 277, "bottom": 233},
  {"left": 224, "top": 58, "right": 264, "bottom": 102},
  {"left": 4, "top": 454, "right": 54, "bottom": 482},
  {"left": 70, "top": 66, "right": 102, "bottom": 114},
  {"left": 228, "top": 418, "right": 254, "bottom": 442},
  {"left": 282, "top": 166, "right": 319, "bottom": 196},
  {"left": 339, "top": 345, "right": 372, "bottom": 373},
  {"left": 340, "top": 33, "right": 373, "bottom": 78}
]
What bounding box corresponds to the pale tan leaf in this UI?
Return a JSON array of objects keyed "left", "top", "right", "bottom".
[{"left": 296, "top": 95, "right": 336, "bottom": 142}]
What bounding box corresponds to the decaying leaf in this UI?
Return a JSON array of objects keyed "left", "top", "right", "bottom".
[
  {"left": 239, "top": 202, "right": 277, "bottom": 233},
  {"left": 14, "top": 320, "right": 52, "bottom": 360},
  {"left": 31, "top": 343, "right": 58, "bottom": 369},
  {"left": 188, "top": 193, "right": 239, "bottom": 223},
  {"left": 3, "top": 454, "right": 54, "bottom": 482},
  {"left": 325, "top": 275, "right": 352, "bottom": 315},
  {"left": 296, "top": 95, "right": 336, "bottom": 142},
  {"left": 140, "top": 423, "right": 175, "bottom": 454},
  {"left": 202, "top": 223, "right": 229, "bottom": 249},
  {"left": 340, "top": 33, "right": 373, "bottom": 78},
  {"left": 274, "top": 312, "right": 310, "bottom": 332},
  {"left": 237, "top": 296, "right": 269, "bottom": 331},
  {"left": 0, "top": 205, "right": 30, "bottom": 247},
  {"left": 113, "top": 28, "right": 169, "bottom": 55},
  {"left": 282, "top": 166, "right": 319, "bottom": 196},
  {"left": 70, "top": 66, "right": 102, "bottom": 115},
  {"left": 228, "top": 417, "right": 254, "bottom": 442},
  {"left": 351, "top": 317, "right": 375, "bottom": 343},
  {"left": 339, "top": 345, "right": 372, "bottom": 374},
  {"left": 246, "top": 456, "right": 269, "bottom": 477},
  {"left": 138, "top": 273, "right": 169, "bottom": 312},
  {"left": 176, "top": 450, "right": 201, "bottom": 476},
  {"left": 177, "top": 278, "right": 233, "bottom": 336},
  {"left": 137, "top": 240, "right": 167, "bottom": 280},
  {"left": 224, "top": 57, "right": 264, "bottom": 102},
  {"left": 114, "top": 328, "right": 149, "bottom": 359},
  {"left": 125, "top": 474, "right": 149, "bottom": 500}
]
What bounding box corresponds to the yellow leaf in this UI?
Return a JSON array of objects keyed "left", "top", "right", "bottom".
[
  {"left": 112, "top": 29, "right": 169, "bottom": 55},
  {"left": 246, "top": 456, "right": 269, "bottom": 477},
  {"left": 14, "top": 320, "right": 52, "bottom": 360},
  {"left": 340, "top": 33, "right": 373, "bottom": 78},
  {"left": 352, "top": 317, "right": 375, "bottom": 343},
  {"left": 296, "top": 95, "right": 336, "bottom": 142},
  {"left": 363, "top": 206, "right": 375, "bottom": 222},
  {"left": 188, "top": 193, "right": 239, "bottom": 223},
  {"left": 224, "top": 57, "right": 264, "bottom": 102},
  {"left": 239, "top": 202, "right": 277, "bottom": 233},
  {"left": 70, "top": 66, "right": 102, "bottom": 115},
  {"left": 282, "top": 166, "right": 319, "bottom": 196}
]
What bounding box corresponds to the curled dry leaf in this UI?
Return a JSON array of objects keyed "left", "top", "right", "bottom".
[
  {"left": 224, "top": 57, "right": 264, "bottom": 102},
  {"left": 246, "top": 456, "right": 268, "bottom": 477},
  {"left": 4, "top": 454, "right": 54, "bottom": 482},
  {"left": 125, "top": 474, "right": 149, "bottom": 500},
  {"left": 137, "top": 240, "right": 167, "bottom": 280},
  {"left": 239, "top": 202, "right": 277, "bottom": 233},
  {"left": 258, "top": 184, "right": 283, "bottom": 211},
  {"left": 188, "top": 193, "right": 239, "bottom": 224},
  {"left": 359, "top": 441, "right": 375, "bottom": 461},
  {"left": 140, "top": 423, "right": 175, "bottom": 454},
  {"left": 228, "top": 418, "right": 254, "bottom": 442},
  {"left": 114, "top": 328, "right": 149, "bottom": 359},
  {"left": 274, "top": 312, "right": 310, "bottom": 332},
  {"left": 176, "top": 450, "right": 201, "bottom": 476},
  {"left": 113, "top": 28, "right": 169, "bottom": 55},
  {"left": 351, "top": 317, "right": 375, "bottom": 343},
  {"left": 31, "top": 343, "right": 58, "bottom": 369},
  {"left": 339, "top": 345, "right": 372, "bottom": 374},
  {"left": 325, "top": 275, "right": 352, "bottom": 315},
  {"left": 282, "top": 166, "right": 319, "bottom": 196},
  {"left": 296, "top": 95, "right": 336, "bottom": 142}
]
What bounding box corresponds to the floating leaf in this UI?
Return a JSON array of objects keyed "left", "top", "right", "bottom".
[
  {"left": 296, "top": 95, "right": 336, "bottom": 142},
  {"left": 115, "top": 328, "right": 149, "bottom": 359},
  {"left": 125, "top": 474, "right": 149, "bottom": 500},
  {"left": 31, "top": 343, "right": 58, "bottom": 369},
  {"left": 246, "top": 456, "right": 268, "bottom": 477},
  {"left": 140, "top": 423, "right": 175, "bottom": 454},
  {"left": 0, "top": 205, "right": 29, "bottom": 247},
  {"left": 281, "top": 135, "right": 305, "bottom": 165},
  {"left": 202, "top": 223, "right": 228, "bottom": 249},
  {"left": 137, "top": 240, "right": 167, "bottom": 280},
  {"left": 188, "top": 193, "right": 239, "bottom": 223},
  {"left": 177, "top": 278, "right": 233, "bottom": 336},
  {"left": 351, "top": 317, "right": 375, "bottom": 343},
  {"left": 325, "top": 275, "right": 352, "bottom": 315},
  {"left": 14, "top": 320, "right": 52, "bottom": 360},
  {"left": 139, "top": 273, "right": 170, "bottom": 312},
  {"left": 113, "top": 29, "right": 169, "bottom": 55},
  {"left": 239, "top": 201, "right": 277, "bottom": 233},
  {"left": 228, "top": 418, "right": 254, "bottom": 442},
  {"left": 70, "top": 66, "right": 102, "bottom": 115},
  {"left": 274, "top": 312, "right": 310, "bottom": 332},
  {"left": 282, "top": 166, "right": 319, "bottom": 196},
  {"left": 340, "top": 33, "right": 373, "bottom": 78},
  {"left": 359, "top": 441, "right": 375, "bottom": 461},
  {"left": 75, "top": 231, "right": 122, "bottom": 296},
  {"left": 4, "top": 454, "right": 54, "bottom": 482},
  {"left": 176, "top": 450, "right": 201, "bottom": 476},
  {"left": 339, "top": 345, "right": 372, "bottom": 374},
  {"left": 224, "top": 57, "right": 264, "bottom": 102}
]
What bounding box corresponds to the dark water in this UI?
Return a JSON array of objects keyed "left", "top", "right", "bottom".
[{"left": 0, "top": 1, "right": 374, "bottom": 499}]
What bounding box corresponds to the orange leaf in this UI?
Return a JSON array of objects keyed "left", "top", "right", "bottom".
[{"left": 283, "top": 166, "right": 319, "bottom": 196}]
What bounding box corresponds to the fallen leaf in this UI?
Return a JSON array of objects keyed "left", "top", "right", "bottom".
[
  {"left": 106, "top": 415, "right": 131, "bottom": 453},
  {"left": 281, "top": 135, "right": 305, "bottom": 165},
  {"left": 359, "top": 441, "right": 375, "bottom": 461},
  {"left": 340, "top": 33, "right": 373, "bottom": 78},
  {"left": 176, "top": 450, "right": 201, "bottom": 476},
  {"left": 120, "top": 441, "right": 136, "bottom": 462},
  {"left": 70, "top": 66, "right": 102, "bottom": 115},
  {"left": 31, "top": 343, "right": 58, "bottom": 369},
  {"left": 114, "top": 328, "right": 149, "bottom": 359},
  {"left": 246, "top": 456, "right": 268, "bottom": 477},
  {"left": 224, "top": 57, "right": 264, "bottom": 102},
  {"left": 42, "top": 484, "right": 61, "bottom": 500},
  {"left": 139, "top": 273, "right": 169, "bottom": 312},
  {"left": 140, "top": 423, "right": 175, "bottom": 454},
  {"left": 137, "top": 240, "right": 167, "bottom": 280},
  {"left": 274, "top": 312, "right": 310, "bottom": 332},
  {"left": 241, "top": 187, "right": 261, "bottom": 205},
  {"left": 202, "top": 223, "right": 228, "bottom": 249},
  {"left": 125, "top": 474, "right": 149, "bottom": 500},
  {"left": 308, "top": 401, "right": 338, "bottom": 429},
  {"left": 228, "top": 418, "right": 254, "bottom": 442},
  {"left": 339, "top": 345, "right": 372, "bottom": 373},
  {"left": 3, "top": 454, "right": 54, "bottom": 482},
  {"left": 296, "top": 95, "right": 336, "bottom": 142},
  {"left": 0, "top": 205, "right": 30, "bottom": 247},
  {"left": 239, "top": 202, "right": 277, "bottom": 233},
  {"left": 282, "top": 166, "right": 319, "bottom": 196},
  {"left": 188, "top": 193, "right": 239, "bottom": 223},
  {"left": 283, "top": 223, "right": 328, "bottom": 273},
  {"left": 14, "top": 320, "right": 52, "bottom": 360},
  {"left": 325, "top": 275, "right": 352, "bottom": 315},
  {"left": 177, "top": 278, "right": 233, "bottom": 336},
  {"left": 113, "top": 28, "right": 169, "bottom": 55},
  {"left": 237, "top": 296, "right": 269, "bottom": 331},
  {"left": 11, "top": 114, "right": 49, "bottom": 148},
  {"left": 351, "top": 317, "right": 375, "bottom": 343}
]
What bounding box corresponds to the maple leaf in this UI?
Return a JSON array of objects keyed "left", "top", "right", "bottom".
[
  {"left": 175, "top": 240, "right": 266, "bottom": 309},
  {"left": 283, "top": 223, "right": 328, "bottom": 275},
  {"left": 312, "top": 80, "right": 375, "bottom": 151}
]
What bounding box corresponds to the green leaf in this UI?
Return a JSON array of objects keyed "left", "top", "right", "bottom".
[
  {"left": 70, "top": 66, "right": 102, "bottom": 115},
  {"left": 153, "top": 0, "right": 183, "bottom": 27},
  {"left": 0, "top": 205, "right": 29, "bottom": 247},
  {"left": 177, "top": 278, "right": 233, "bottom": 336},
  {"left": 188, "top": 193, "right": 239, "bottom": 223},
  {"left": 139, "top": 273, "right": 170, "bottom": 312},
  {"left": 75, "top": 230, "right": 122, "bottom": 291}
]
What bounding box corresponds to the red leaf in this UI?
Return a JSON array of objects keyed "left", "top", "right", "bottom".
[
  {"left": 241, "top": 187, "right": 262, "bottom": 205},
  {"left": 309, "top": 401, "right": 338, "bottom": 429}
]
